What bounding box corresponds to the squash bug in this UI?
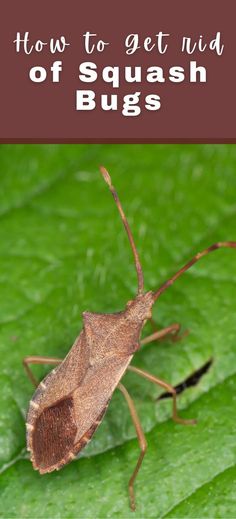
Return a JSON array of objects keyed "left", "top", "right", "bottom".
[{"left": 23, "top": 168, "right": 236, "bottom": 511}]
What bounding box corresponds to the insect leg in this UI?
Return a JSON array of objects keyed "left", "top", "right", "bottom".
[
  {"left": 141, "top": 323, "right": 187, "bottom": 346},
  {"left": 127, "top": 365, "right": 196, "bottom": 426},
  {"left": 23, "top": 356, "right": 62, "bottom": 387},
  {"left": 118, "top": 382, "right": 147, "bottom": 512}
]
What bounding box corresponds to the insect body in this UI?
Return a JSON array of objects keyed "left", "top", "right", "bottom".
[
  {"left": 24, "top": 168, "right": 236, "bottom": 511},
  {"left": 26, "top": 293, "right": 154, "bottom": 474}
]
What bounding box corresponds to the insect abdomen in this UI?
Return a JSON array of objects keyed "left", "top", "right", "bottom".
[{"left": 32, "top": 396, "right": 77, "bottom": 473}]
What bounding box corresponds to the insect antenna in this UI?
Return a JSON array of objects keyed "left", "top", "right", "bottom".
[
  {"left": 100, "top": 166, "right": 144, "bottom": 295},
  {"left": 153, "top": 241, "right": 236, "bottom": 301}
]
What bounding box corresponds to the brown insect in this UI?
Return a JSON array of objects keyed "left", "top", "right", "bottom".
[{"left": 23, "top": 168, "right": 236, "bottom": 511}]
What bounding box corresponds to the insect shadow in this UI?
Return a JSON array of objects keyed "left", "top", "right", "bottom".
[
  {"left": 158, "top": 358, "right": 213, "bottom": 399},
  {"left": 23, "top": 168, "right": 236, "bottom": 511}
]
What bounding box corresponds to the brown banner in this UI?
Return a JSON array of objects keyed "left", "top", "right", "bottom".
[{"left": 1, "top": 0, "right": 235, "bottom": 142}]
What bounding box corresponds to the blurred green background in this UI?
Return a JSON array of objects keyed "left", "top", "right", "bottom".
[{"left": 0, "top": 144, "right": 236, "bottom": 518}]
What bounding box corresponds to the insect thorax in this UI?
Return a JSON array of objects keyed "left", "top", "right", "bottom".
[{"left": 83, "top": 291, "right": 154, "bottom": 358}]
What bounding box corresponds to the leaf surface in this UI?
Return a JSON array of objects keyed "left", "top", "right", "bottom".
[{"left": 1, "top": 144, "right": 236, "bottom": 517}]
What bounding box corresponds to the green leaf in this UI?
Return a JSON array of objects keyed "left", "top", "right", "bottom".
[{"left": 1, "top": 144, "right": 236, "bottom": 518}]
